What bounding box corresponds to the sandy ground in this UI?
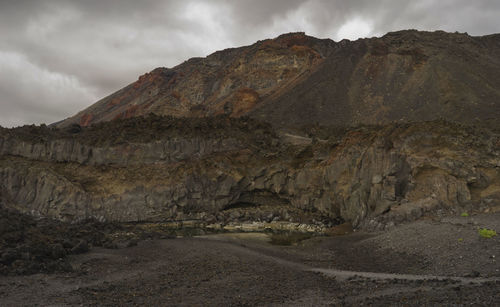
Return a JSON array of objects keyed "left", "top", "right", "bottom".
[{"left": 1, "top": 213, "right": 500, "bottom": 306}]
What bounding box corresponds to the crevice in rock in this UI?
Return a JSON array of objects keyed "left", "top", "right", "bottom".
[
  {"left": 223, "top": 190, "right": 290, "bottom": 211},
  {"left": 395, "top": 158, "right": 411, "bottom": 198}
]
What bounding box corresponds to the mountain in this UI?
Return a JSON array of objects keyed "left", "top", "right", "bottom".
[
  {"left": 2, "top": 29, "right": 500, "bottom": 300},
  {"left": 2, "top": 30, "right": 499, "bottom": 228},
  {"left": 57, "top": 30, "right": 500, "bottom": 128}
]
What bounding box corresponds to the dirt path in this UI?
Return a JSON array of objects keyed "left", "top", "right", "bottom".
[
  {"left": 199, "top": 233, "right": 500, "bottom": 284},
  {"left": 310, "top": 267, "right": 499, "bottom": 283}
]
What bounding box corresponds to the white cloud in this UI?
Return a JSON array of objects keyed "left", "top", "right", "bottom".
[
  {"left": 336, "top": 17, "right": 373, "bottom": 41},
  {"left": 179, "top": 1, "right": 234, "bottom": 54},
  {"left": 0, "top": 51, "right": 98, "bottom": 127},
  {"left": 268, "top": 3, "right": 316, "bottom": 37}
]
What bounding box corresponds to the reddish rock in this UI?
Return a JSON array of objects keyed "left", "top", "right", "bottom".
[
  {"left": 57, "top": 30, "right": 500, "bottom": 128},
  {"left": 79, "top": 113, "right": 93, "bottom": 127}
]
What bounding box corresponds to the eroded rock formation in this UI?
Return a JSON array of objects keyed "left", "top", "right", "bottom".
[{"left": 2, "top": 117, "right": 498, "bottom": 229}]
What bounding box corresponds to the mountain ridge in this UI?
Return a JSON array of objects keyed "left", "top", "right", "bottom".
[{"left": 57, "top": 29, "right": 500, "bottom": 128}]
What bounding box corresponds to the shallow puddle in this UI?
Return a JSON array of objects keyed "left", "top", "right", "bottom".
[{"left": 196, "top": 230, "right": 318, "bottom": 246}]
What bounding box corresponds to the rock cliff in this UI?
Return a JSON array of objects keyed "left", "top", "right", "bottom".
[{"left": 2, "top": 117, "right": 499, "bottom": 229}]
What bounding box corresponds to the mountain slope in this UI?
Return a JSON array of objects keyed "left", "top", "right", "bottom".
[
  {"left": 59, "top": 33, "right": 334, "bottom": 126},
  {"left": 57, "top": 30, "right": 500, "bottom": 128},
  {"left": 252, "top": 30, "right": 500, "bottom": 126}
]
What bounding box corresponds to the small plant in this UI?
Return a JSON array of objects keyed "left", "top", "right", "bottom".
[
  {"left": 269, "top": 232, "right": 312, "bottom": 246},
  {"left": 461, "top": 212, "right": 469, "bottom": 217},
  {"left": 478, "top": 228, "right": 497, "bottom": 239},
  {"left": 458, "top": 238, "right": 464, "bottom": 242}
]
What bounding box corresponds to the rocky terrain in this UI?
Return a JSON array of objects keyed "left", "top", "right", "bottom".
[
  {"left": 57, "top": 30, "right": 500, "bottom": 128},
  {"left": 0, "top": 116, "right": 500, "bottom": 228},
  {"left": 1, "top": 29, "right": 500, "bottom": 305},
  {"left": 1, "top": 116, "right": 499, "bottom": 230},
  {"left": 2, "top": 116, "right": 498, "bottom": 281},
  {"left": 1, "top": 211, "right": 499, "bottom": 305}
]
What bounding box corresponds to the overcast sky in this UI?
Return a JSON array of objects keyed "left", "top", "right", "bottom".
[{"left": 1, "top": 0, "right": 499, "bottom": 127}]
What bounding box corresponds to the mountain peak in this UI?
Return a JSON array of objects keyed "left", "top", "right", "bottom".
[{"left": 57, "top": 30, "right": 500, "bottom": 128}]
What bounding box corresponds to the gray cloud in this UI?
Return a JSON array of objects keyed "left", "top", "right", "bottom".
[{"left": 0, "top": 0, "right": 499, "bottom": 127}]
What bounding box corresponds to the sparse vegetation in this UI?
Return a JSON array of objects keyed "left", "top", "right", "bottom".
[
  {"left": 269, "top": 231, "right": 313, "bottom": 246},
  {"left": 478, "top": 228, "right": 497, "bottom": 239},
  {"left": 461, "top": 212, "right": 469, "bottom": 217}
]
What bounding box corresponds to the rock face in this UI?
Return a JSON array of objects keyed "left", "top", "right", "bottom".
[
  {"left": 1, "top": 118, "right": 499, "bottom": 229},
  {"left": 57, "top": 30, "right": 500, "bottom": 128},
  {"left": 4, "top": 30, "right": 500, "bottom": 230}
]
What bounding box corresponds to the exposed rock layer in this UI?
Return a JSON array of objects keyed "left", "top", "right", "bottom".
[{"left": 2, "top": 117, "right": 499, "bottom": 229}]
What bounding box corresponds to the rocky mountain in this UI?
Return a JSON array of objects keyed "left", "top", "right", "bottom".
[
  {"left": 57, "top": 30, "right": 500, "bottom": 128},
  {"left": 1, "top": 30, "right": 499, "bottom": 233},
  {"left": 2, "top": 29, "right": 500, "bottom": 304}
]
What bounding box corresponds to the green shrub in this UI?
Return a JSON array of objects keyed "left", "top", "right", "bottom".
[
  {"left": 478, "top": 228, "right": 497, "bottom": 239},
  {"left": 461, "top": 212, "right": 469, "bottom": 217}
]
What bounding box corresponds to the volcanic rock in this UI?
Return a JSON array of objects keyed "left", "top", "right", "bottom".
[
  {"left": 57, "top": 30, "right": 500, "bottom": 128},
  {"left": 1, "top": 117, "right": 498, "bottom": 229}
]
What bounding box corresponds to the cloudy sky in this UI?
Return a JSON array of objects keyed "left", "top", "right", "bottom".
[{"left": 1, "top": 0, "right": 499, "bottom": 127}]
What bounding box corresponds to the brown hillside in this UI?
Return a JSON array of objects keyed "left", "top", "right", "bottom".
[{"left": 57, "top": 30, "right": 500, "bottom": 128}]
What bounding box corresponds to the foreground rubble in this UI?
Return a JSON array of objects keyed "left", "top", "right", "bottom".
[{"left": 1, "top": 211, "right": 499, "bottom": 305}]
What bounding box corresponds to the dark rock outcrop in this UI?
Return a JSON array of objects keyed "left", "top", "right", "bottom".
[{"left": 2, "top": 117, "right": 499, "bottom": 229}]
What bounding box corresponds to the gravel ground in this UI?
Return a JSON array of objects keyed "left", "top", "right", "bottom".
[{"left": 1, "top": 212, "right": 499, "bottom": 306}]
